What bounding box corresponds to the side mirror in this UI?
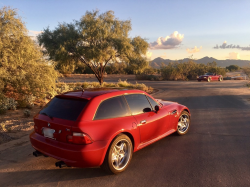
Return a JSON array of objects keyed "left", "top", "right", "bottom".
[
  {"left": 155, "top": 105, "right": 160, "bottom": 112},
  {"left": 143, "top": 107, "right": 152, "bottom": 113}
]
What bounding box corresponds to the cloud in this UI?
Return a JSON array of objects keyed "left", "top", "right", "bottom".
[
  {"left": 29, "top": 30, "right": 43, "bottom": 36},
  {"left": 150, "top": 31, "right": 184, "bottom": 50},
  {"left": 146, "top": 51, "right": 152, "bottom": 59},
  {"left": 213, "top": 41, "right": 250, "bottom": 50},
  {"left": 186, "top": 46, "right": 202, "bottom": 53},
  {"left": 214, "top": 41, "right": 240, "bottom": 49},
  {"left": 241, "top": 46, "right": 250, "bottom": 51},
  {"left": 227, "top": 52, "right": 240, "bottom": 59}
]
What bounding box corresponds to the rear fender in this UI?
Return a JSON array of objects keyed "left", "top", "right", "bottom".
[{"left": 99, "top": 130, "right": 137, "bottom": 166}]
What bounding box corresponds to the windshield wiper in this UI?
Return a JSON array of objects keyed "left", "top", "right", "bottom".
[{"left": 41, "top": 112, "right": 53, "bottom": 120}]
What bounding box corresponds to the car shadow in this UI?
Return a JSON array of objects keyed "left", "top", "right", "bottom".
[{"left": 0, "top": 167, "right": 110, "bottom": 186}]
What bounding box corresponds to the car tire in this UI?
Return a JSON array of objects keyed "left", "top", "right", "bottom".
[
  {"left": 176, "top": 111, "right": 190, "bottom": 135},
  {"left": 207, "top": 77, "right": 211, "bottom": 82},
  {"left": 101, "top": 134, "right": 133, "bottom": 174},
  {"left": 219, "top": 77, "right": 223, "bottom": 81}
]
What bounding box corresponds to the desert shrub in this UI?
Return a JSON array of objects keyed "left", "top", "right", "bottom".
[
  {"left": 73, "top": 86, "right": 83, "bottom": 90},
  {"left": 17, "top": 95, "right": 35, "bottom": 108},
  {"left": 117, "top": 79, "right": 130, "bottom": 87},
  {"left": 23, "top": 109, "right": 31, "bottom": 117},
  {"left": 91, "top": 82, "right": 102, "bottom": 88},
  {"left": 57, "top": 83, "right": 70, "bottom": 94},
  {"left": 34, "top": 81, "right": 152, "bottom": 102},
  {"left": 0, "top": 94, "right": 18, "bottom": 114},
  {"left": 103, "top": 82, "right": 117, "bottom": 87},
  {"left": 160, "top": 60, "right": 226, "bottom": 80},
  {"left": 226, "top": 65, "right": 240, "bottom": 72},
  {"left": 0, "top": 7, "right": 59, "bottom": 102},
  {"left": 242, "top": 67, "right": 250, "bottom": 79},
  {"left": 81, "top": 82, "right": 91, "bottom": 89},
  {"left": 6, "top": 98, "right": 18, "bottom": 110},
  {"left": 0, "top": 96, "right": 8, "bottom": 114}
]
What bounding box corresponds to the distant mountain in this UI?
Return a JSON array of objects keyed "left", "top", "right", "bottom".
[{"left": 150, "top": 56, "right": 250, "bottom": 68}]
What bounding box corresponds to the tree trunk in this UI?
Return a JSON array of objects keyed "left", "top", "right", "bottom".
[{"left": 78, "top": 56, "right": 111, "bottom": 86}]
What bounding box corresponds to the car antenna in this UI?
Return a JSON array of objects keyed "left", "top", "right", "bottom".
[{"left": 81, "top": 87, "right": 84, "bottom": 97}]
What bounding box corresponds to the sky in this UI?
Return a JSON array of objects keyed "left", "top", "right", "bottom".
[{"left": 1, "top": 0, "right": 250, "bottom": 60}]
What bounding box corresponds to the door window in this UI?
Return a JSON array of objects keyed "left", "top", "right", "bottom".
[
  {"left": 94, "top": 96, "right": 130, "bottom": 120},
  {"left": 146, "top": 96, "right": 159, "bottom": 109},
  {"left": 124, "top": 94, "right": 152, "bottom": 115}
]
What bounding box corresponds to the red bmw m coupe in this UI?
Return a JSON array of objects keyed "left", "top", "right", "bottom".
[
  {"left": 197, "top": 72, "right": 223, "bottom": 82},
  {"left": 30, "top": 88, "right": 190, "bottom": 174}
]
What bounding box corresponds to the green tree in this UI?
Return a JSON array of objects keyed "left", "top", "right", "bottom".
[
  {"left": 0, "top": 7, "right": 58, "bottom": 102},
  {"left": 226, "top": 65, "right": 240, "bottom": 72},
  {"left": 38, "top": 10, "right": 149, "bottom": 84}
]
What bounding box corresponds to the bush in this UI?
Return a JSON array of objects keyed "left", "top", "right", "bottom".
[
  {"left": 17, "top": 95, "right": 35, "bottom": 108},
  {"left": 6, "top": 98, "right": 18, "bottom": 110},
  {"left": 54, "top": 80, "right": 153, "bottom": 95},
  {"left": 160, "top": 60, "right": 226, "bottom": 80},
  {"left": 226, "top": 65, "right": 240, "bottom": 72},
  {"left": 0, "top": 99, "right": 8, "bottom": 114},
  {"left": 0, "top": 7, "right": 59, "bottom": 101},
  {"left": 242, "top": 67, "right": 250, "bottom": 79},
  {"left": 23, "top": 109, "right": 31, "bottom": 117},
  {"left": 0, "top": 94, "right": 18, "bottom": 114}
]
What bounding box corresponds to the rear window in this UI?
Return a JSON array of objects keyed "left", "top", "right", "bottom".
[{"left": 40, "top": 97, "right": 88, "bottom": 121}]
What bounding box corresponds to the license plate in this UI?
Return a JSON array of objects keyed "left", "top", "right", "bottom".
[{"left": 43, "top": 128, "right": 55, "bottom": 139}]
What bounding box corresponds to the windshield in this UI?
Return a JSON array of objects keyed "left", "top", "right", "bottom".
[
  {"left": 40, "top": 97, "right": 88, "bottom": 121},
  {"left": 205, "top": 73, "right": 214, "bottom": 75}
]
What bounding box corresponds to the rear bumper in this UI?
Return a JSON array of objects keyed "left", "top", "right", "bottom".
[{"left": 30, "top": 131, "right": 108, "bottom": 168}]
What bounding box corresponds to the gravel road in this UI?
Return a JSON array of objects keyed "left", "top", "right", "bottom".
[{"left": 0, "top": 80, "right": 250, "bottom": 187}]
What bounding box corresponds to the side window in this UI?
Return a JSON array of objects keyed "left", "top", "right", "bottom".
[
  {"left": 147, "top": 96, "right": 159, "bottom": 109},
  {"left": 94, "top": 96, "right": 130, "bottom": 120},
  {"left": 124, "top": 94, "right": 152, "bottom": 115}
]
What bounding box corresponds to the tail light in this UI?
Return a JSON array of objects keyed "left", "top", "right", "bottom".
[
  {"left": 34, "top": 125, "right": 39, "bottom": 133},
  {"left": 67, "top": 132, "right": 92, "bottom": 144}
]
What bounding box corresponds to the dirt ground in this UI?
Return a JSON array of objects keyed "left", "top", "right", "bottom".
[{"left": 0, "top": 106, "right": 41, "bottom": 144}]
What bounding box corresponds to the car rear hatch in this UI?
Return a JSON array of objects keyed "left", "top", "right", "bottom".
[{"left": 34, "top": 96, "right": 89, "bottom": 143}]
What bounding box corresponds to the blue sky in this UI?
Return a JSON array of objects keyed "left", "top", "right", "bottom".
[{"left": 1, "top": 0, "right": 250, "bottom": 60}]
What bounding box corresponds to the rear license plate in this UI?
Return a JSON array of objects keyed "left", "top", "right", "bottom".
[{"left": 43, "top": 128, "right": 55, "bottom": 139}]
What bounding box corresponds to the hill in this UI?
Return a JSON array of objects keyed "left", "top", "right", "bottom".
[{"left": 150, "top": 56, "right": 250, "bottom": 68}]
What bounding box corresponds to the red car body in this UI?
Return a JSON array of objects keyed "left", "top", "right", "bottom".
[
  {"left": 30, "top": 88, "right": 190, "bottom": 170},
  {"left": 197, "top": 73, "right": 223, "bottom": 82}
]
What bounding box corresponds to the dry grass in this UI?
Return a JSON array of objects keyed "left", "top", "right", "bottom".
[{"left": 55, "top": 79, "right": 153, "bottom": 94}]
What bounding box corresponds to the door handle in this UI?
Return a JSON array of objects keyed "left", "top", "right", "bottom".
[
  {"left": 171, "top": 110, "right": 177, "bottom": 115},
  {"left": 140, "top": 120, "right": 147, "bottom": 124}
]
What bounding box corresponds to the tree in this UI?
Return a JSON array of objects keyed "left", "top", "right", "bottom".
[
  {"left": 0, "top": 7, "right": 58, "bottom": 102},
  {"left": 226, "top": 65, "right": 240, "bottom": 72},
  {"left": 38, "top": 10, "right": 149, "bottom": 84}
]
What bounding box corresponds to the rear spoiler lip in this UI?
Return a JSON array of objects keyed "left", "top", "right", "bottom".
[{"left": 56, "top": 95, "right": 91, "bottom": 100}]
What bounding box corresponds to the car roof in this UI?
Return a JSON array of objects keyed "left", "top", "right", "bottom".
[{"left": 59, "top": 88, "right": 145, "bottom": 100}]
